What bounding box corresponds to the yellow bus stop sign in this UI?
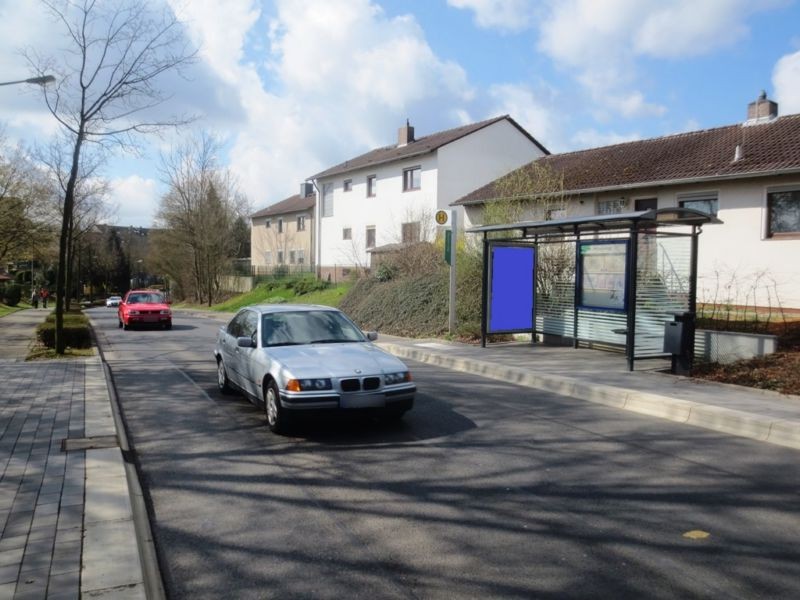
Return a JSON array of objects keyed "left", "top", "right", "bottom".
[{"left": 435, "top": 210, "right": 449, "bottom": 226}]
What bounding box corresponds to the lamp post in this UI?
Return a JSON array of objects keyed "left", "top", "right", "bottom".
[{"left": 0, "top": 75, "right": 56, "bottom": 87}]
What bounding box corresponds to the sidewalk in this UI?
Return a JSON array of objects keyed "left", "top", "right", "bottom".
[
  {"left": 374, "top": 334, "right": 800, "bottom": 450},
  {"left": 0, "top": 310, "right": 146, "bottom": 599}
]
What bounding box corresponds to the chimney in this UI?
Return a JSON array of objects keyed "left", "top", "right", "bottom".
[
  {"left": 398, "top": 119, "right": 415, "bottom": 147},
  {"left": 746, "top": 90, "right": 778, "bottom": 123},
  {"left": 300, "top": 182, "right": 314, "bottom": 197}
]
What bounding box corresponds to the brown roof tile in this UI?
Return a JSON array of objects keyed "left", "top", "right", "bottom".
[
  {"left": 454, "top": 114, "right": 800, "bottom": 205},
  {"left": 311, "top": 115, "right": 548, "bottom": 180},
  {"left": 251, "top": 193, "right": 315, "bottom": 219}
]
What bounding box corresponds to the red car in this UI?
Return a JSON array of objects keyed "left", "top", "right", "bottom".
[{"left": 118, "top": 289, "right": 172, "bottom": 330}]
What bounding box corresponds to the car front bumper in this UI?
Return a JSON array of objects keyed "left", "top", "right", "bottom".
[{"left": 280, "top": 383, "right": 416, "bottom": 411}]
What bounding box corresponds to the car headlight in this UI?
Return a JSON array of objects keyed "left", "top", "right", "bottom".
[
  {"left": 384, "top": 371, "right": 411, "bottom": 385},
  {"left": 160, "top": 309, "right": 170, "bottom": 315},
  {"left": 129, "top": 310, "right": 140, "bottom": 315},
  {"left": 286, "top": 378, "right": 333, "bottom": 392}
]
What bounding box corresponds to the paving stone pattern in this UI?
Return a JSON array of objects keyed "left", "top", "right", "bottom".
[{"left": 0, "top": 361, "right": 85, "bottom": 600}]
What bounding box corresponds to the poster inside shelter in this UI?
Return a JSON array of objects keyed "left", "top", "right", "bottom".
[{"left": 579, "top": 242, "right": 628, "bottom": 310}]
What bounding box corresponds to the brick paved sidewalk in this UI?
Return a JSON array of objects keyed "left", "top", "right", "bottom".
[{"left": 1, "top": 361, "right": 86, "bottom": 600}]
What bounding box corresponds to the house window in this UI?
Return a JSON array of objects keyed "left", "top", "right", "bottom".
[
  {"left": 278, "top": 218, "right": 284, "bottom": 233},
  {"left": 635, "top": 198, "right": 658, "bottom": 211},
  {"left": 265, "top": 219, "right": 271, "bottom": 229},
  {"left": 343, "top": 227, "right": 352, "bottom": 240},
  {"left": 289, "top": 250, "right": 296, "bottom": 264},
  {"left": 367, "top": 175, "right": 377, "bottom": 197},
  {"left": 298, "top": 249, "right": 305, "bottom": 264},
  {"left": 322, "top": 182, "right": 333, "bottom": 217},
  {"left": 767, "top": 188, "right": 800, "bottom": 237},
  {"left": 401, "top": 221, "right": 420, "bottom": 244},
  {"left": 597, "top": 198, "right": 628, "bottom": 215},
  {"left": 297, "top": 215, "right": 306, "bottom": 231},
  {"left": 679, "top": 193, "right": 718, "bottom": 217},
  {"left": 343, "top": 179, "right": 352, "bottom": 192},
  {"left": 403, "top": 166, "right": 421, "bottom": 191},
  {"left": 366, "top": 226, "right": 376, "bottom": 249},
  {"left": 264, "top": 251, "right": 272, "bottom": 265},
  {"left": 277, "top": 250, "right": 284, "bottom": 264}
]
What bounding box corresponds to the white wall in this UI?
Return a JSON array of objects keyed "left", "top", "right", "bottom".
[
  {"left": 317, "top": 153, "right": 439, "bottom": 269},
  {"left": 439, "top": 119, "right": 546, "bottom": 222},
  {"left": 317, "top": 118, "right": 545, "bottom": 270}
]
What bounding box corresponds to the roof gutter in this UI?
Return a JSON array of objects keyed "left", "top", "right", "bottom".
[{"left": 452, "top": 166, "right": 800, "bottom": 206}]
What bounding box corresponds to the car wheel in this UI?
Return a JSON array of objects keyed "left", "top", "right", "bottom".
[
  {"left": 265, "top": 380, "right": 289, "bottom": 434},
  {"left": 165, "top": 321, "right": 172, "bottom": 330},
  {"left": 123, "top": 321, "right": 130, "bottom": 330},
  {"left": 118, "top": 319, "right": 122, "bottom": 329},
  {"left": 217, "top": 359, "right": 234, "bottom": 395}
]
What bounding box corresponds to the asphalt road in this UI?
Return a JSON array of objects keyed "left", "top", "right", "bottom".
[{"left": 88, "top": 307, "right": 800, "bottom": 599}]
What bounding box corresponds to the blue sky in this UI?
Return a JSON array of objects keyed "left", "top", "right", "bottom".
[{"left": 1, "top": 0, "right": 799, "bottom": 226}]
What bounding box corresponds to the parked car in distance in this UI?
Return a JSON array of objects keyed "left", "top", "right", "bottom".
[
  {"left": 214, "top": 304, "right": 416, "bottom": 433},
  {"left": 118, "top": 289, "right": 172, "bottom": 330},
  {"left": 106, "top": 295, "right": 122, "bottom": 307}
]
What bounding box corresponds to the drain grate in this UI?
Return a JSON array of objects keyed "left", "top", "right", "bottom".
[{"left": 61, "top": 435, "right": 119, "bottom": 452}]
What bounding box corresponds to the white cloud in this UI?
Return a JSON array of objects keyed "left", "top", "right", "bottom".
[
  {"left": 108, "top": 176, "right": 161, "bottom": 228},
  {"left": 487, "top": 83, "right": 565, "bottom": 151},
  {"left": 537, "top": 0, "right": 782, "bottom": 119},
  {"left": 447, "top": 0, "right": 534, "bottom": 32},
  {"left": 773, "top": 49, "right": 800, "bottom": 115},
  {"left": 181, "top": 0, "right": 474, "bottom": 210}
]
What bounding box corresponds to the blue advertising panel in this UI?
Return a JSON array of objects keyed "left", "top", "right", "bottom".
[{"left": 489, "top": 245, "right": 535, "bottom": 333}]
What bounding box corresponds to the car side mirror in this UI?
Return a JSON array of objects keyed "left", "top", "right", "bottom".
[
  {"left": 237, "top": 336, "right": 255, "bottom": 348},
  {"left": 366, "top": 331, "right": 378, "bottom": 341}
]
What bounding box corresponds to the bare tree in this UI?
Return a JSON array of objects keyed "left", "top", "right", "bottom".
[
  {"left": 24, "top": 0, "right": 195, "bottom": 353},
  {"left": 154, "top": 134, "right": 249, "bottom": 305}
]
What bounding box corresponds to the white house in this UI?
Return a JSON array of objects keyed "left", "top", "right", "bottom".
[
  {"left": 309, "top": 116, "right": 548, "bottom": 281},
  {"left": 454, "top": 93, "right": 800, "bottom": 311}
]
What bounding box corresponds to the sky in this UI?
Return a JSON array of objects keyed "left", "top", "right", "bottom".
[{"left": 0, "top": 0, "right": 799, "bottom": 227}]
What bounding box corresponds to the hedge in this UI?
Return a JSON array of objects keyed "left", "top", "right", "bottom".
[{"left": 36, "top": 312, "right": 91, "bottom": 349}]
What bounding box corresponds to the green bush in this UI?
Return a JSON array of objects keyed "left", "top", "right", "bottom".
[
  {"left": 36, "top": 319, "right": 92, "bottom": 349},
  {"left": 290, "top": 277, "right": 329, "bottom": 296},
  {"left": 265, "top": 296, "right": 287, "bottom": 304},
  {"left": 4, "top": 284, "right": 22, "bottom": 307},
  {"left": 339, "top": 271, "right": 449, "bottom": 337}
]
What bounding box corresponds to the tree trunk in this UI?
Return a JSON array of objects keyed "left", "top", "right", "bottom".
[{"left": 55, "top": 130, "right": 84, "bottom": 354}]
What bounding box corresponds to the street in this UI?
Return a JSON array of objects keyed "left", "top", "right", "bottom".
[{"left": 88, "top": 307, "right": 800, "bottom": 599}]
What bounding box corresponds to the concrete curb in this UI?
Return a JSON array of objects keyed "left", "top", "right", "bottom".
[
  {"left": 87, "top": 316, "right": 166, "bottom": 600},
  {"left": 378, "top": 342, "right": 800, "bottom": 451}
]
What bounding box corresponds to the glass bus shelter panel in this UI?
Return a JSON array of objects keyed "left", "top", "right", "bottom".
[
  {"left": 634, "top": 233, "right": 692, "bottom": 357},
  {"left": 535, "top": 241, "right": 576, "bottom": 337}
]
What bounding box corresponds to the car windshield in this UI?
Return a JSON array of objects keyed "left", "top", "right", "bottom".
[
  {"left": 261, "top": 310, "right": 366, "bottom": 347},
  {"left": 127, "top": 293, "right": 165, "bottom": 304}
]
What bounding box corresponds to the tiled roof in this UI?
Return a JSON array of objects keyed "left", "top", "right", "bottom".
[
  {"left": 311, "top": 115, "right": 548, "bottom": 180},
  {"left": 454, "top": 113, "right": 800, "bottom": 205},
  {"left": 251, "top": 193, "right": 315, "bottom": 219}
]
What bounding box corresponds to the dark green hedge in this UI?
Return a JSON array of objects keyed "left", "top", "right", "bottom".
[{"left": 36, "top": 312, "right": 91, "bottom": 349}]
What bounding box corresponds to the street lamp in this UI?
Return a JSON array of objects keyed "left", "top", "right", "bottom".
[{"left": 0, "top": 75, "right": 56, "bottom": 87}]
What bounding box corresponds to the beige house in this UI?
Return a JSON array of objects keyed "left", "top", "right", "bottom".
[
  {"left": 250, "top": 185, "right": 315, "bottom": 274},
  {"left": 454, "top": 93, "right": 800, "bottom": 311}
]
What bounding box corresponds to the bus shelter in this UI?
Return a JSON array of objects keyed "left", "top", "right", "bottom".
[{"left": 468, "top": 208, "right": 720, "bottom": 371}]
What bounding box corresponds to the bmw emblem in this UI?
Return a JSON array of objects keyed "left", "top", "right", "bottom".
[{"left": 355, "top": 369, "right": 362, "bottom": 374}]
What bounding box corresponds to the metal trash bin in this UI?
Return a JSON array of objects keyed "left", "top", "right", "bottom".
[{"left": 663, "top": 312, "right": 695, "bottom": 375}]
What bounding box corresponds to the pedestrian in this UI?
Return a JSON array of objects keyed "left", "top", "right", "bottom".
[
  {"left": 40, "top": 288, "right": 49, "bottom": 309},
  {"left": 30, "top": 289, "right": 39, "bottom": 308}
]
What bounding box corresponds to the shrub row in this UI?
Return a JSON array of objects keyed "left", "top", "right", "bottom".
[{"left": 36, "top": 312, "right": 92, "bottom": 349}]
